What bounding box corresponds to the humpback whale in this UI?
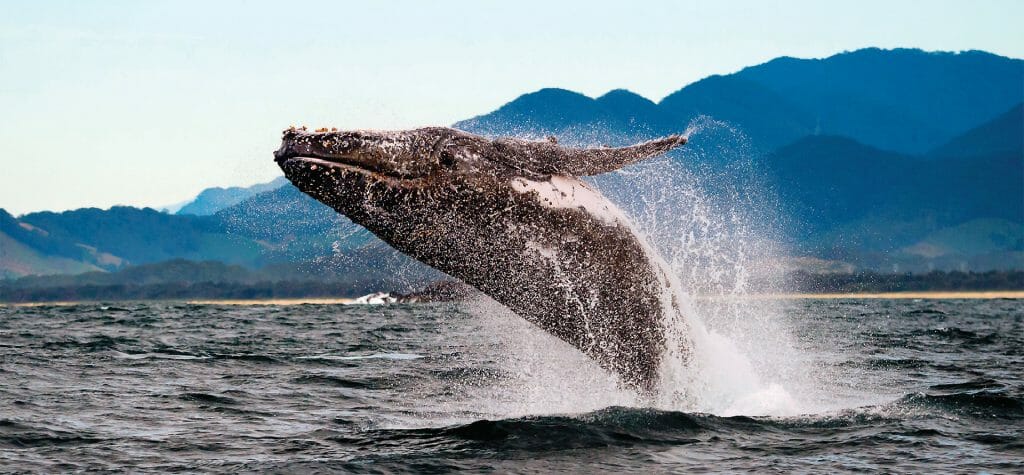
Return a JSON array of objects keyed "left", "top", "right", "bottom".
[{"left": 275, "top": 126, "right": 687, "bottom": 392}]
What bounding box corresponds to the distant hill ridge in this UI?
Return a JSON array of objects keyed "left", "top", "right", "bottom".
[
  {"left": 456, "top": 48, "right": 1023, "bottom": 154},
  {"left": 928, "top": 102, "right": 1023, "bottom": 159},
  {"left": 2, "top": 47, "right": 1021, "bottom": 280},
  {"left": 767, "top": 130, "right": 1022, "bottom": 270},
  {"left": 176, "top": 176, "right": 289, "bottom": 216}
]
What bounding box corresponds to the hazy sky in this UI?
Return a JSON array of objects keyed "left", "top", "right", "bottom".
[{"left": 2, "top": 0, "right": 1022, "bottom": 215}]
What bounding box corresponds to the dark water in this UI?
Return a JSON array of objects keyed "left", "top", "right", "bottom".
[{"left": 1, "top": 299, "right": 1021, "bottom": 473}]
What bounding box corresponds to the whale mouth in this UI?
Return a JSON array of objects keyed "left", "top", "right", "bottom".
[
  {"left": 273, "top": 134, "right": 377, "bottom": 171},
  {"left": 282, "top": 155, "right": 362, "bottom": 171},
  {"left": 278, "top": 155, "right": 420, "bottom": 181},
  {"left": 274, "top": 143, "right": 361, "bottom": 168}
]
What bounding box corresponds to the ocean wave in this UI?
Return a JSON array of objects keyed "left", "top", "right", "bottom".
[
  {"left": 365, "top": 407, "right": 713, "bottom": 452},
  {"left": 41, "top": 335, "right": 140, "bottom": 352},
  {"left": 368, "top": 392, "right": 1024, "bottom": 451},
  {"left": 929, "top": 378, "right": 1005, "bottom": 391},
  {"left": 893, "top": 391, "right": 1024, "bottom": 418},
  {"left": 0, "top": 420, "right": 104, "bottom": 449},
  {"left": 178, "top": 392, "right": 240, "bottom": 405},
  {"left": 291, "top": 374, "right": 385, "bottom": 390},
  {"left": 211, "top": 353, "right": 282, "bottom": 363}
]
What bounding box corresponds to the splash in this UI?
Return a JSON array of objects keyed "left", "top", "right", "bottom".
[
  {"left": 465, "top": 117, "right": 835, "bottom": 417},
  {"left": 601, "top": 116, "right": 808, "bottom": 416}
]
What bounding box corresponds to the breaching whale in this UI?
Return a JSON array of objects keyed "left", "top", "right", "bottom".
[{"left": 275, "top": 126, "right": 687, "bottom": 392}]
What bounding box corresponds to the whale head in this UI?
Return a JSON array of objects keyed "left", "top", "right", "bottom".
[
  {"left": 274, "top": 127, "right": 493, "bottom": 182},
  {"left": 276, "top": 127, "right": 513, "bottom": 244}
]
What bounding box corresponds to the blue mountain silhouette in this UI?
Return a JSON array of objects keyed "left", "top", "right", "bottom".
[{"left": 2, "top": 48, "right": 1021, "bottom": 279}]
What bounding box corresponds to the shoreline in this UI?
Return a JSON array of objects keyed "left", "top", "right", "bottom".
[
  {"left": 0, "top": 298, "right": 357, "bottom": 307},
  {"left": 186, "top": 298, "right": 357, "bottom": 305},
  {"left": 745, "top": 291, "right": 1024, "bottom": 300},
  {"left": 2, "top": 290, "right": 1023, "bottom": 306}
]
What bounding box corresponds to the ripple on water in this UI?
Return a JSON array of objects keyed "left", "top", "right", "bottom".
[{"left": 0, "top": 299, "right": 1020, "bottom": 472}]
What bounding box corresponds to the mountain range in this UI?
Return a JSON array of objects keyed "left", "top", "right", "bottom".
[
  {"left": 1, "top": 48, "right": 1021, "bottom": 281},
  {"left": 456, "top": 48, "right": 1022, "bottom": 154},
  {"left": 175, "top": 176, "right": 289, "bottom": 216}
]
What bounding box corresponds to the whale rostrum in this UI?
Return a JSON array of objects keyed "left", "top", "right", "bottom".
[{"left": 275, "top": 126, "right": 687, "bottom": 392}]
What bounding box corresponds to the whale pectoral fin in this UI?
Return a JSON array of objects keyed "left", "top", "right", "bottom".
[
  {"left": 564, "top": 134, "right": 687, "bottom": 176},
  {"left": 496, "top": 135, "right": 687, "bottom": 177}
]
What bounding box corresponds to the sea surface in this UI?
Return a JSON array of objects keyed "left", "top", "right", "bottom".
[{"left": 1, "top": 298, "right": 1021, "bottom": 473}]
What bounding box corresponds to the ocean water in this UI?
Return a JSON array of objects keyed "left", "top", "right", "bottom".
[{"left": 0, "top": 298, "right": 1021, "bottom": 473}]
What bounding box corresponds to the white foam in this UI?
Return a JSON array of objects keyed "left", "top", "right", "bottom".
[
  {"left": 297, "top": 353, "right": 423, "bottom": 361},
  {"left": 416, "top": 119, "right": 862, "bottom": 420},
  {"left": 591, "top": 119, "right": 835, "bottom": 417},
  {"left": 478, "top": 119, "right": 840, "bottom": 418},
  {"left": 111, "top": 351, "right": 209, "bottom": 361},
  {"left": 350, "top": 292, "right": 397, "bottom": 305}
]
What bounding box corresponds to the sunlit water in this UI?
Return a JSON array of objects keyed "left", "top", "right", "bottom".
[{"left": 1, "top": 299, "right": 1021, "bottom": 472}]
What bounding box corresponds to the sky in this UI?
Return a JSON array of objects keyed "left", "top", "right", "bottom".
[{"left": 2, "top": 0, "right": 1022, "bottom": 215}]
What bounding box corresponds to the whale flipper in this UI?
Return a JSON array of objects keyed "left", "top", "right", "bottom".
[{"left": 493, "top": 134, "right": 687, "bottom": 176}]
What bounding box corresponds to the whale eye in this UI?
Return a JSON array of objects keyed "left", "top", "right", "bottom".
[{"left": 439, "top": 150, "right": 457, "bottom": 169}]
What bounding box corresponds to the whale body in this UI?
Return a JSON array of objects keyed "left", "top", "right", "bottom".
[{"left": 274, "top": 127, "right": 687, "bottom": 392}]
